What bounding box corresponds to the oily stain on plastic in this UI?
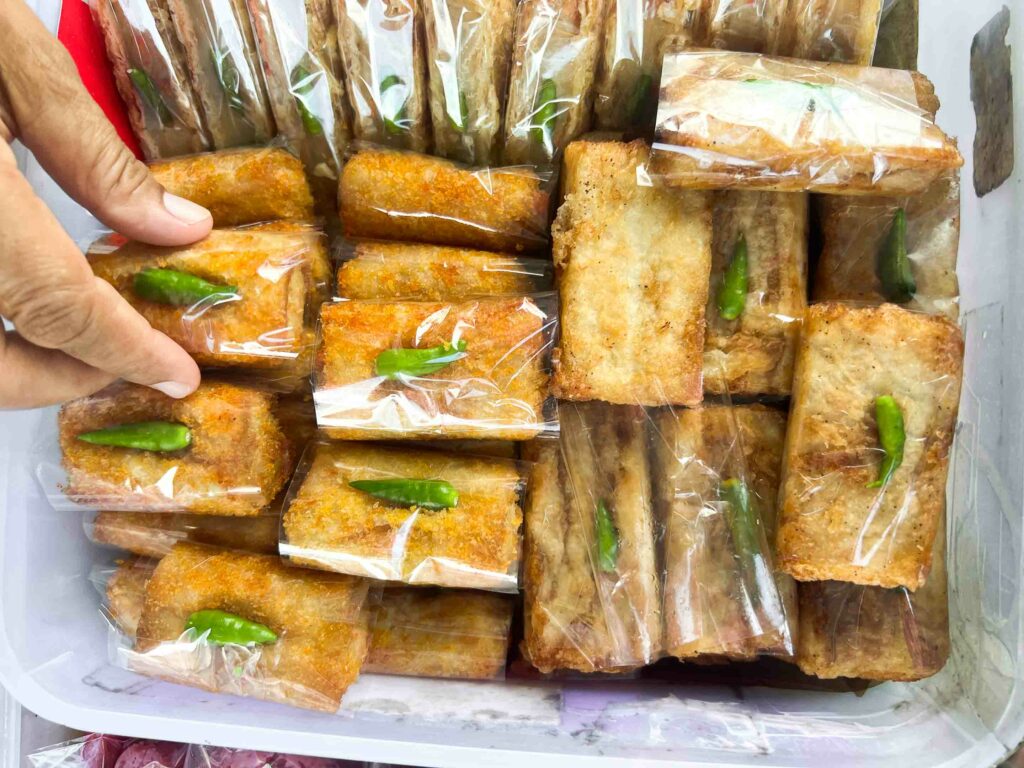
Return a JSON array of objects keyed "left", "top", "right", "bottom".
[{"left": 971, "top": 6, "right": 1015, "bottom": 197}]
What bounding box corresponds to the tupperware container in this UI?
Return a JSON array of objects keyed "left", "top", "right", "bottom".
[{"left": 1, "top": 0, "right": 1022, "bottom": 765}]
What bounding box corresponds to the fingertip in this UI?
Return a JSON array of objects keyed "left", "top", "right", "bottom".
[
  {"left": 130, "top": 193, "right": 212, "bottom": 247},
  {"left": 144, "top": 334, "right": 201, "bottom": 399}
]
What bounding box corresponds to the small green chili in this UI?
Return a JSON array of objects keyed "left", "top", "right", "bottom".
[
  {"left": 128, "top": 67, "right": 173, "bottom": 126},
  {"left": 185, "top": 610, "right": 277, "bottom": 646},
  {"left": 530, "top": 78, "right": 558, "bottom": 151},
  {"left": 210, "top": 46, "right": 244, "bottom": 113},
  {"left": 720, "top": 478, "right": 758, "bottom": 562},
  {"left": 867, "top": 395, "right": 906, "bottom": 488},
  {"left": 626, "top": 72, "right": 653, "bottom": 123},
  {"left": 374, "top": 340, "right": 467, "bottom": 379},
  {"left": 447, "top": 89, "right": 469, "bottom": 133},
  {"left": 877, "top": 208, "right": 916, "bottom": 303},
  {"left": 77, "top": 421, "right": 192, "bottom": 452},
  {"left": 290, "top": 64, "right": 324, "bottom": 135},
  {"left": 133, "top": 268, "right": 239, "bottom": 306},
  {"left": 594, "top": 499, "right": 619, "bottom": 573},
  {"left": 349, "top": 478, "right": 459, "bottom": 509},
  {"left": 380, "top": 74, "right": 409, "bottom": 135},
  {"left": 717, "top": 234, "right": 749, "bottom": 321}
]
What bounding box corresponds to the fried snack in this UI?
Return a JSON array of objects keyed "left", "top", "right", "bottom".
[
  {"left": 336, "top": 0, "right": 432, "bottom": 152},
  {"left": 552, "top": 139, "right": 711, "bottom": 405},
  {"left": 652, "top": 404, "right": 795, "bottom": 660},
  {"left": 423, "top": 0, "right": 516, "bottom": 164},
  {"left": 652, "top": 50, "right": 962, "bottom": 195},
  {"left": 366, "top": 588, "right": 513, "bottom": 679},
  {"left": 339, "top": 149, "right": 550, "bottom": 252},
  {"left": 59, "top": 381, "right": 291, "bottom": 515},
  {"left": 107, "top": 557, "right": 155, "bottom": 637},
  {"left": 315, "top": 296, "right": 551, "bottom": 439},
  {"left": 337, "top": 241, "right": 552, "bottom": 300},
  {"left": 131, "top": 543, "right": 371, "bottom": 712},
  {"left": 702, "top": 0, "right": 787, "bottom": 53},
  {"left": 408, "top": 439, "right": 519, "bottom": 458},
  {"left": 777, "top": 303, "right": 963, "bottom": 589},
  {"left": 776, "top": 0, "right": 884, "bottom": 66},
  {"left": 703, "top": 191, "right": 808, "bottom": 396},
  {"left": 149, "top": 148, "right": 315, "bottom": 226},
  {"left": 522, "top": 402, "right": 661, "bottom": 673},
  {"left": 91, "top": 512, "right": 280, "bottom": 558},
  {"left": 814, "top": 173, "right": 960, "bottom": 319},
  {"left": 282, "top": 443, "right": 523, "bottom": 591},
  {"left": 93, "top": 0, "right": 211, "bottom": 160}
]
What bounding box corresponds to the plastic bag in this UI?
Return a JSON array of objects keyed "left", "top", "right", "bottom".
[
  {"left": 551, "top": 139, "right": 711, "bottom": 406},
  {"left": 650, "top": 49, "right": 963, "bottom": 195},
  {"left": 88, "top": 511, "right": 281, "bottom": 557},
  {"left": 650, "top": 402, "right": 795, "bottom": 660},
  {"left": 814, "top": 172, "right": 960, "bottom": 319},
  {"left": 313, "top": 294, "right": 557, "bottom": 440},
  {"left": 776, "top": 0, "right": 884, "bottom": 66},
  {"left": 29, "top": 736, "right": 188, "bottom": 768},
  {"left": 91, "top": 0, "right": 212, "bottom": 160},
  {"left": 521, "top": 402, "right": 661, "bottom": 673},
  {"left": 115, "top": 543, "right": 372, "bottom": 712},
  {"left": 776, "top": 302, "right": 963, "bottom": 590},
  {"left": 338, "top": 148, "right": 551, "bottom": 253},
  {"left": 701, "top": 0, "right": 787, "bottom": 53},
  {"left": 281, "top": 442, "right": 524, "bottom": 591},
  {"left": 188, "top": 746, "right": 363, "bottom": 768},
  {"left": 335, "top": 0, "right": 431, "bottom": 153},
  {"left": 100, "top": 556, "right": 157, "bottom": 637},
  {"left": 501, "top": 0, "right": 607, "bottom": 166},
  {"left": 703, "top": 190, "right": 808, "bottom": 396},
  {"left": 422, "top": 0, "right": 516, "bottom": 164}
]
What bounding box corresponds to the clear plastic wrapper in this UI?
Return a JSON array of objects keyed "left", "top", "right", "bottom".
[
  {"left": 338, "top": 148, "right": 551, "bottom": 253},
  {"left": 149, "top": 147, "right": 315, "bottom": 226},
  {"left": 422, "top": 0, "right": 516, "bottom": 164},
  {"left": 650, "top": 402, "right": 795, "bottom": 660},
  {"left": 281, "top": 442, "right": 523, "bottom": 591},
  {"left": 650, "top": 49, "right": 962, "bottom": 195},
  {"left": 88, "top": 511, "right": 281, "bottom": 557},
  {"left": 188, "top": 746, "right": 362, "bottom": 768},
  {"left": 703, "top": 190, "right": 808, "bottom": 396},
  {"left": 521, "top": 402, "right": 661, "bottom": 674},
  {"left": 101, "top": 556, "right": 157, "bottom": 637},
  {"left": 551, "top": 139, "right": 711, "bottom": 406},
  {"left": 313, "top": 294, "right": 557, "bottom": 440},
  {"left": 92, "top": 0, "right": 212, "bottom": 160},
  {"left": 701, "top": 0, "right": 787, "bottom": 54},
  {"left": 814, "top": 172, "right": 960, "bottom": 319},
  {"left": 335, "top": 0, "right": 432, "bottom": 152},
  {"left": 775, "top": 0, "right": 884, "bottom": 66},
  {"left": 28, "top": 735, "right": 188, "bottom": 768},
  {"left": 776, "top": 302, "right": 963, "bottom": 590}
]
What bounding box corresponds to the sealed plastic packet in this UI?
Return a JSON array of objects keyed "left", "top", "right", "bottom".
[
  {"left": 650, "top": 402, "right": 795, "bottom": 660},
  {"left": 88, "top": 511, "right": 281, "bottom": 557},
  {"left": 814, "top": 172, "right": 960, "bottom": 319},
  {"left": 775, "top": 0, "right": 884, "bottom": 66},
  {"left": 101, "top": 556, "right": 158, "bottom": 638},
  {"left": 335, "top": 0, "right": 432, "bottom": 152},
  {"left": 776, "top": 302, "right": 964, "bottom": 590},
  {"left": 92, "top": 0, "right": 212, "bottom": 160},
  {"left": 422, "top": 0, "right": 516, "bottom": 164},
  {"left": 338, "top": 148, "right": 551, "bottom": 252},
  {"left": 703, "top": 191, "right": 808, "bottom": 396},
  {"left": 650, "top": 49, "right": 963, "bottom": 195},
  {"left": 551, "top": 139, "right": 711, "bottom": 406},
  {"left": 281, "top": 442, "right": 523, "bottom": 591},
  {"left": 502, "top": 0, "right": 608, "bottom": 166},
  {"left": 522, "top": 402, "right": 661, "bottom": 673},
  {"left": 28, "top": 734, "right": 188, "bottom": 768},
  {"left": 701, "top": 0, "right": 788, "bottom": 54}
]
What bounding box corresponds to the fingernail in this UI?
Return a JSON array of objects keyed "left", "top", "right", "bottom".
[
  {"left": 151, "top": 381, "right": 194, "bottom": 399},
  {"left": 162, "top": 192, "right": 211, "bottom": 225}
]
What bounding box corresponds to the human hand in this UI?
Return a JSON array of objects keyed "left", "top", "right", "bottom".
[{"left": 0, "top": 0, "right": 211, "bottom": 409}]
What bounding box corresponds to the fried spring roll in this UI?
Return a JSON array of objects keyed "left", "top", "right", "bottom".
[
  {"left": 776, "top": 0, "right": 884, "bottom": 66},
  {"left": 149, "top": 148, "right": 315, "bottom": 226},
  {"left": 339, "top": 149, "right": 551, "bottom": 252},
  {"left": 131, "top": 543, "right": 371, "bottom": 712},
  {"left": 107, "top": 557, "right": 155, "bottom": 637},
  {"left": 552, "top": 139, "right": 711, "bottom": 405},
  {"left": 522, "top": 402, "right": 661, "bottom": 673},
  {"left": 652, "top": 51, "right": 961, "bottom": 195},
  {"left": 282, "top": 443, "right": 523, "bottom": 591},
  {"left": 91, "top": 511, "right": 281, "bottom": 557},
  {"left": 59, "top": 381, "right": 292, "bottom": 515},
  {"left": 703, "top": 191, "right": 808, "bottom": 396},
  {"left": 702, "top": 0, "right": 787, "bottom": 53},
  {"left": 777, "top": 303, "right": 963, "bottom": 589}
]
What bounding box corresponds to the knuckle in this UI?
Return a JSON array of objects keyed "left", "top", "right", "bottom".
[
  {"left": 81, "top": 134, "right": 151, "bottom": 204},
  {"left": 10, "top": 280, "right": 97, "bottom": 350}
]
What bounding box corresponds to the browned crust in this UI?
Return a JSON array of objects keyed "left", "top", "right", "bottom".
[
  {"left": 92, "top": 511, "right": 281, "bottom": 558},
  {"left": 107, "top": 558, "right": 155, "bottom": 637},
  {"left": 774, "top": 0, "right": 884, "bottom": 66}
]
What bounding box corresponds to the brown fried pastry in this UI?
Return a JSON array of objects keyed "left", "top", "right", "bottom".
[{"left": 92, "top": 511, "right": 281, "bottom": 558}]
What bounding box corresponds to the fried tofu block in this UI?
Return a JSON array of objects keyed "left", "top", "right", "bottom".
[
  {"left": 777, "top": 0, "right": 884, "bottom": 66},
  {"left": 91, "top": 512, "right": 280, "bottom": 558},
  {"left": 777, "top": 303, "right": 963, "bottom": 589},
  {"left": 339, "top": 149, "right": 551, "bottom": 253},
  {"left": 59, "top": 381, "right": 291, "bottom": 515},
  {"left": 106, "top": 557, "right": 155, "bottom": 637},
  {"left": 149, "top": 148, "right": 315, "bottom": 226},
  {"left": 653, "top": 404, "right": 796, "bottom": 660},
  {"left": 522, "top": 403, "right": 661, "bottom": 673},
  {"left": 132, "top": 543, "right": 371, "bottom": 712},
  {"left": 652, "top": 51, "right": 961, "bottom": 195},
  {"left": 366, "top": 588, "right": 513, "bottom": 679},
  {"left": 815, "top": 173, "right": 960, "bottom": 319},
  {"left": 282, "top": 443, "right": 523, "bottom": 590},
  {"left": 703, "top": 191, "right": 808, "bottom": 396},
  {"left": 315, "top": 297, "right": 551, "bottom": 439},
  {"left": 552, "top": 140, "right": 712, "bottom": 405},
  {"left": 337, "top": 241, "right": 553, "bottom": 300},
  {"left": 702, "top": 0, "right": 787, "bottom": 53}
]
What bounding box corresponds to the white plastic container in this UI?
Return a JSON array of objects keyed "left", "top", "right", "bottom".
[{"left": 2, "top": 0, "right": 1023, "bottom": 765}]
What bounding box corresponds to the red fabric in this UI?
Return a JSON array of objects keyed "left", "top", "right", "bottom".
[{"left": 56, "top": 0, "right": 142, "bottom": 158}]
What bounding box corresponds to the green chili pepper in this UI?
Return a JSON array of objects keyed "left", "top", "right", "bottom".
[
  {"left": 211, "top": 46, "right": 244, "bottom": 113},
  {"left": 447, "top": 89, "right": 469, "bottom": 133},
  {"left": 380, "top": 74, "right": 409, "bottom": 135},
  {"left": 375, "top": 339, "right": 467, "bottom": 379},
  {"left": 717, "top": 234, "right": 749, "bottom": 321},
  {"left": 867, "top": 395, "right": 905, "bottom": 488},
  {"left": 720, "top": 478, "right": 758, "bottom": 562},
  {"left": 133, "top": 268, "right": 239, "bottom": 306},
  {"left": 185, "top": 610, "right": 278, "bottom": 646},
  {"left": 530, "top": 78, "right": 558, "bottom": 151},
  {"left": 290, "top": 64, "right": 324, "bottom": 136},
  {"left": 349, "top": 478, "right": 459, "bottom": 509},
  {"left": 128, "top": 67, "right": 173, "bottom": 126},
  {"left": 77, "top": 421, "right": 192, "bottom": 452},
  {"left": 594, "top": 499, "right": 619, "bottom": 572},
  {"left": 626, "top": 72, "right": 653, "bottom": 123},
  {"left": 877, "top": 208, "right": 915, "bottom": 303}
]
